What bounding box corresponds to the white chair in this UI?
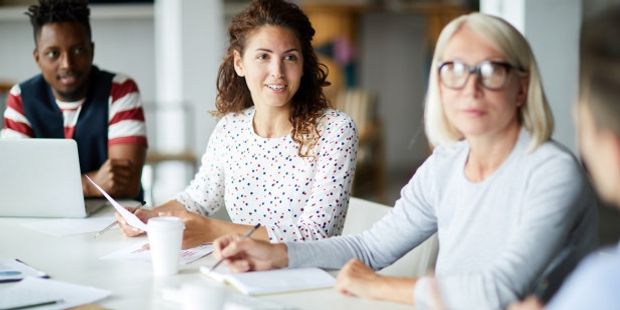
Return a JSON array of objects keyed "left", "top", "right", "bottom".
[{"left": 342, "top": 197, "right": 439, "bottom": 278}]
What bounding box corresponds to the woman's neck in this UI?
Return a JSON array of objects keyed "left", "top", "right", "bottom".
[
  {"left": 253, "top": 105, "right": 293, "bottom": 138},
  {"left": 464, "top": 122, "right": 521, "bottom": 182}
]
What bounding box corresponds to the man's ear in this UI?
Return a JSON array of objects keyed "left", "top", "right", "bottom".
[
  {"left": 233, "top": 50, "right": 244, "bottom": 77},
  {"left": 33, "top": 48, "right": 39, "bottom": 64}
]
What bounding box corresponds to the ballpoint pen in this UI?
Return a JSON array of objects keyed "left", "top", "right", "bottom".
[
  {"left": 94, "top": 201, "right": 146, "bottom": 238},
  {"left": 208, "top": 223, "right": 261, "bottom": 272},
  {"left": 5, "top": 299, "right": 63, "bottom": 310}
]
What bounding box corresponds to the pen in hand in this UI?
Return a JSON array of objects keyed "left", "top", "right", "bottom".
[
  {"left": 209, "top": 223, "right": 261, "bottom": 272},
  {"left": 94, "top": 200, "right": 146, "bottom": 238}
]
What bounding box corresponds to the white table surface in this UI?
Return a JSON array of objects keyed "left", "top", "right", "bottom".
[{"left": 0, "top": 209, "right": 411, "bottom": 309}]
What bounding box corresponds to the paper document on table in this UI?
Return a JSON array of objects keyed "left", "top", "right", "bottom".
[
  {"left": 0, "top": 259, "right": 48, "bottom": 283},
  {"left": 101, "top": 243, "right": 214, "bottom": 265},
  {"left": 199, "top": 265, "right": 336, "bottom": 296},
  {"left": 0, "top": 277, "right": 110, "bottom": 310},
  {"left": 21, "top": 216, "right": 115, "bottom": 236},
  {"left": 85, "top": 176, "right": 147, "bottom": 231},
  {"left": 160, "top": 285, "right": 294, "bottom": 310}
]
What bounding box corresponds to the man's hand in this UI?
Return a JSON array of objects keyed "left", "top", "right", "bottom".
[
  {"left": 83, "top": 158, "right": 137, "bottom": 197},
  {"left": 213, "top": 234, "right": 288, "bottom": 272}
]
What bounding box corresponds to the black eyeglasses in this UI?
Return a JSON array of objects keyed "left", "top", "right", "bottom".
[{"left": 438, "top": 60, "right": 523, "bottom": 90}]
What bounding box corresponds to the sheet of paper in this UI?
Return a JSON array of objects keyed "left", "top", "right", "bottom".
[
  {"left": 85, "top": 176, "right": 147, "bottom": 231},
  {"left": 0, "top": 259, "right": 47, "bottom": 282},
  {"left": 0, "top": 276, "right": 110, "bottom": 310},
  {"left": 21, "top": 216, "right": 115, "bottom": 237},
  {"left": 101, "top": 243, "right": 214, "bottom": 265},
  {"left": 160, "top": 285, "right": 293, "bottom": 310}
]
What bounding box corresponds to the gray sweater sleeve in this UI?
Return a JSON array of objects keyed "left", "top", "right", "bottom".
[{"left": 286, "top": 156, "right": 438, "bottom": 270}]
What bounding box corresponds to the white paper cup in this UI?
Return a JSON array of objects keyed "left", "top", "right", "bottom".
[{"left": 147, "top": 216, "right": 185, "bottom": 276}]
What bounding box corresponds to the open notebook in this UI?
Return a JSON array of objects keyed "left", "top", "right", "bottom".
[{"left": 199, "top": 265, "right": 336, "bottom": 296}]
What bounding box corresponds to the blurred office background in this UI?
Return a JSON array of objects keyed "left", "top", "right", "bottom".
[{"left": 1, "top": 0, "right": 619, "bottom": 244}]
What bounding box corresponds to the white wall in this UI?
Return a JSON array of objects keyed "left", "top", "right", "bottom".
[
  {"left": 0, "top": 18, "right": 38, "bottom": 84},
  {"left": 525, "top": 0, "right": 581, "bottom": 152}
]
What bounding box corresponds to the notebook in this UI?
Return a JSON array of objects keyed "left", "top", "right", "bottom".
[
  {"left": 199, "top": 265, "right": 336, "bottom": 296},
  {"left": 0, "top": 139, "right": 109, "bottom": 218}
]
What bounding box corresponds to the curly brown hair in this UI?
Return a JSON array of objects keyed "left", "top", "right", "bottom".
[{"left": 216, "top": 0, "right": 330, "bottom": 158}]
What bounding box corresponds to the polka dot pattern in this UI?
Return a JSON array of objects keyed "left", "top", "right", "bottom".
[{"left": 175, "top": 107, "right": 358, "bottom": 242}]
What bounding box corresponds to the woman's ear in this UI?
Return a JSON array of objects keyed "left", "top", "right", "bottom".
[
  {"left": 516, "top": 76, "right": 529, "bottom": 107},
  {"left": 233, "top": 50, "right": 244, "bottom": 77},
  {"left": 606, "top": 130, "right": 620, "bottom": 174}
]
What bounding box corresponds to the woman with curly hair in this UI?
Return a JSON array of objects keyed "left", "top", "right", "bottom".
[{"left": 117, "top": 0, "right": 358, "bottom": 248}]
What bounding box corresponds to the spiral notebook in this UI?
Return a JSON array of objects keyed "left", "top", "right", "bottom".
[{"left": 199, "top": 265, "right": 336, "bottom": 296}]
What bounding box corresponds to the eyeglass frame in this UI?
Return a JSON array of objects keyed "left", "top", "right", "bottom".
[{"left": 437, "top": 60, "right": 526, "bottom": 91}]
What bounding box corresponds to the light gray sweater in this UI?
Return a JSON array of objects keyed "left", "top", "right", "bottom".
[{"left": 286, "top": 129, "right": 597, "bottom": 309}]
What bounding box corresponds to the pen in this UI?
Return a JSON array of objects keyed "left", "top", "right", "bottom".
[
  {"left": 209, "top": 223, "right": 261, "bottom": 272},
  {"left": 94, "top": 201, "right": 146, "bottom": 238},
  {"left": 5, "top": 299, "right": 63, "bottom": 310}
]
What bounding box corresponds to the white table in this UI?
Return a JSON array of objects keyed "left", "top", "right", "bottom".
[{"left": 0, "top": 210, "right": 411, "bottom": 309}]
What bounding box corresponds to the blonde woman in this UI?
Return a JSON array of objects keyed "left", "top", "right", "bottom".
[{"left": 212, "top": 13, "right": 597, "bottom": 309}]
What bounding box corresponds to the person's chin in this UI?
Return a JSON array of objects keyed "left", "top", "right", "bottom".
[{"left": 56, "top": 86, "right": 86, "bottom": 101}]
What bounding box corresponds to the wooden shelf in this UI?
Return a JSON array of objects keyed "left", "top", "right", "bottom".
[{"left": 146, "top": 150, "right": 197, "bottom": 164}]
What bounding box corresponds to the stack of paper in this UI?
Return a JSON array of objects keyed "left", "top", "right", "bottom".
[
  {"left": 0, "top": 259, "right": 47, "bottom": 283},
  {"left": 0, "top": 277, "right": 110, "bottom": 310},
  {"left": 101, "top": 243, "right": 214, "bottom": 265},
  {"left": 21, "top": 217, "right": 115, "bottom": 237}
]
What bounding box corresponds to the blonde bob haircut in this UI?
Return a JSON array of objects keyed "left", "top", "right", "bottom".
[{"left": 424, "top": 13, "right": 553, "bottom": 151}]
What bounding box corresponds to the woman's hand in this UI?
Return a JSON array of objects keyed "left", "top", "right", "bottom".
[
  {"left": 336, "top": 258, "right": 416, "bottom": 304},
  {"left": 115, "top": 206, "right": 155, "bottom": 237},
  {"left": 157, "top": 209, "right": 212, "bottom": 249},
  {"left": 213, "top": 234, "right": 288, "bottom": 272},
  {"left": 117, "top": 200, "right": 187, "bottom": 238},
  {"left": 336, "top": 259, "right": 383, "bottom": 298}
]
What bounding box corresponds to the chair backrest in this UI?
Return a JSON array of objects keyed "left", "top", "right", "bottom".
[
  {"left": 334, "top": 89, "right": 377, "bottom": 136},
  {"left": 343, "top": 197, "right": 439, "bottom": 277}
]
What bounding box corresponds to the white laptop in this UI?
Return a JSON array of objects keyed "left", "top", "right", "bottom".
[{"left": 0, "top": 139, "right": 109, "bottom": 218}]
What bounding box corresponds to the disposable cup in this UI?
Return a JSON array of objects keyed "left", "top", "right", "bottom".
[{"left": 147, "top": 216, "right": 185, "bottom": 276}]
